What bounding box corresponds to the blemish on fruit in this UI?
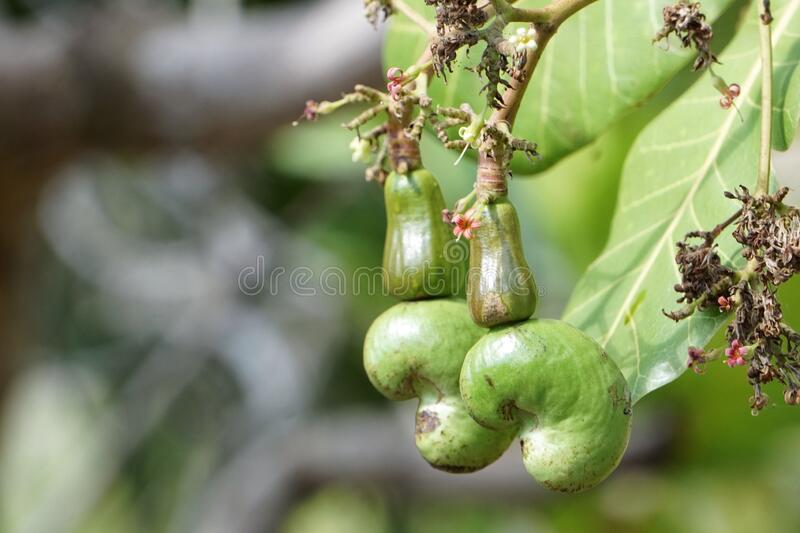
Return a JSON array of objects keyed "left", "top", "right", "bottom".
[{"left": 416, "top": 409, "right": 440, "bottom": 434}]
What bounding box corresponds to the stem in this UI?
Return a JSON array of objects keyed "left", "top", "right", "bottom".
[
  {"left": 454, "top": 187, "right": 478, "bottom": 213},
  {"left": 708, "top": 207, "right": 743, "bottom": 239},
  {"left": 756, "top": 0, "right": 773, "bottom": 196},
  {"left": 489, "top": 0, "right": 598, "bottom": 24},
  {"left": 509, "top": 0, "right": 598, "bottom": 24},
  {"left": 403, "top": 49, "right": 434, "bottom": 88},
  {"left": 489, "top": 0, "right": 597, "bottom": 128},
  {"left": 393, "top": 0, "right": 437, "bottom": 37},
  {"left": 415, "top": 71, "right": 430, "bottom": 97},
  {"left": 474, "top": 0, "right": 596, "bottom": 195},
  {"left": 489, "top": 32, "right": 550, "bottom": 127},
  {"left": 387, "top": 118, "right": 422, "bottom": 173}
]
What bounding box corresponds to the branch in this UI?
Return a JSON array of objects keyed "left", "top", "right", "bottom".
[
  {"left": 393, "top": 0, "right": 438, "bottom": 36},
  {"left": 508, "top": 0, "right": 598, "bottom": 25},
  {"left": 489, "top": 0, "right": 598, "bottom": 127},
  {"left": 756, "top": 0, "right": 773, "bottom": 196}
]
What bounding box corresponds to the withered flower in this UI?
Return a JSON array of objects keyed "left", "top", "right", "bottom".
[
  {"left": 653, "top": 2, "right": 717, "bottom": 70},
  {"left": 670, "top": 231, "right": 735, "bottom": 308},
  {"left": 363, "top": 0, "right": 393, "bottom": 27},
  {"left": 424, "top": 0, "right": 487, "bottom": 35}
]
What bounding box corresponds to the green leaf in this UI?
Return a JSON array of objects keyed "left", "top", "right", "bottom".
[
  {"left": 562, "top": 0, "right": 800, "bottom": 403},
  {"left": 775, "top": 51, "right": 800, "bottom": 150},
  {"left": 383, "top": 0, "right": 740, "bottom": 173}
]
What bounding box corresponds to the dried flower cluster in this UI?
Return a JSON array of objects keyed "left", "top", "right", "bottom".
[
  {"left": 425, "top": 0, "right": 486, "bottom": 80},
  {"left": 653, "top": 1, "right": 717, "bottom": 71},
  {"left": 473, "top": 41, "right": 529, "bottom": 108},
  {"left": 430, "top": 30, "right": 481, "bottom": 78},
  {"left": 667, "top": 230, "right": 735, "bottom": 318},
  {"left": 363, "top": 0, "right": 393, "bottom": 27},
  {"left": 668, "top": 187, "right": 800, "bottom": 414},
  {"left": 425, "top": 0, "right": 487, "bottom": 35},
  {"left": 422, "top": 0, "right": 536, "bottom": 109},
  {"left": 730, "top": 187, "right": 800, "bottom": 285}
]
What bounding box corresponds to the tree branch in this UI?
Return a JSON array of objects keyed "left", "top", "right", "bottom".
[{"left": 489, "top": 0, "right": 598, "bottom": 128}]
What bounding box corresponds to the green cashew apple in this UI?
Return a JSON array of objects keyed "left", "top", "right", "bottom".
[
  {"left": 383, "top": 169, "right": 457, "bottom": 300},
  {"left": 364, "top": 298, "right": 515, "bottom": 472},
  {"left": 467, "top": 197, "right": 537, "bottom": 327},
  {"left": 460, "top": 319, "right": 632, "bottom": 492}
]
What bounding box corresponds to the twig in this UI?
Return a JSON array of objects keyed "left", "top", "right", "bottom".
[
  {"left": 507, "top": 0, "right": 598, "bottom": 24},
  {"left": 756, "top": 0, "right": 773, "bottom": 196},
  {"left": 393, "top": 0, "right": 437, "bottom": 37},
  {"left": 489, "top": 0, "right": 598, "bottom": 128},
  {"left": 707, "top": 207, "right": 744, "bottom": 239}
]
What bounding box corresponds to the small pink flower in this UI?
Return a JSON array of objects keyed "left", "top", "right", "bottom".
[
  {"left": 724, "top": 339, "right": 747, "bottom": 367},
  {"left": 687, "top": 346, "right": 706, "bottom": 374},
  {"left": 386, "top": 67, "right": 405, "bottom": 101},
  {"left": 441, "top": 209, "right": 453, "bottom": 224},
  {"left": 452, "top": 214, "right": 480, "bottom": 240},
  {"left": 303, "top": 100, "right": 319, "bottom": 121},
  {"left": 719, "top": 84, "right": 740, "bottom": 109},
  {"left": 386, "top": 67, "right": 403, "bottom": 81},
  {"left": 712, "top": 73, "right": 741, "bottom": 111},
  {"left": 718, "top": 295, "right": 731, "bottom": 312},
  {"left": 293, "top": 100, "right": 320, "bottom": 126}
]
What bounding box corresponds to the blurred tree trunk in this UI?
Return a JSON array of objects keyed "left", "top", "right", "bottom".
[{"left": 0, "top": 164, "right": 56, "bottom": 399}]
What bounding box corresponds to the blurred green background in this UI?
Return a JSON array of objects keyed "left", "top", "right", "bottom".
[{"left": 1, "top": 1, "right": 799, "bottom": 532}]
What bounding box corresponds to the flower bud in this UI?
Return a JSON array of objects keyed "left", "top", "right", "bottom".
[{"left": 349, "top": 137, "right": 373, "bottom": 164}]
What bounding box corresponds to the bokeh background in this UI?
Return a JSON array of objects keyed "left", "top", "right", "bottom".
[{"left": 1, "top": 1, "right": 800, "bottom": 532}]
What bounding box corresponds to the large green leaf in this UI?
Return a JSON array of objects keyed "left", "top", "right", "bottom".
[
  {"left": 776, "top": 55, "right": 800, "bottom": 150},
  {"left": 563, "top": 0, "right": 800, "bottom": 403},
  {"left": 383, "top": 0, "right": 740, "bottom": 173}
]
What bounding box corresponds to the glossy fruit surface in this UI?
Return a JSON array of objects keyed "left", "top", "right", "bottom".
[
  {"left": 383, "top": 169, "right": 457, "bottom": 300},
  {"left": 467, "top": 198, "right": 537, "bottom": 327},
  {"left": 364, "top": 298, "right": 515, "bottom": 472},
  {"left": 460, "top": 318, "right": 632, "bottom": 492}
]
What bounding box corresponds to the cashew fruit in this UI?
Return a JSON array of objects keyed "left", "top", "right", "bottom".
[
  {"left": 363, "top": 298, "right": 515, "bottom": 472},
  {"left": 460, "top": 319, "right": 632, "bottom": 492},
  {"left": 383, "top": 169, "right": 457, "bottom": 300},
  {"left": 467, "top": 198, "right": 537, "bottom": 327}
]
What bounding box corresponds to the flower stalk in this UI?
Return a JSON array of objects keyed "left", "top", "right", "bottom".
[{"left": 756, "top": 0, "right": 774, "bottom": 197}]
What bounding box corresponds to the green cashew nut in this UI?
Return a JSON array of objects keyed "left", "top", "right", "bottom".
[
  {"left": 364, "top": 298, "right": 515, "bottom": 472},
  {"left": 383, "top": 169, "right": 457, "bottom": 300},
  {"left": 460, "top": 319, "right": 632, "bottom": 492},
  {"left": 467, "top": 197, "right": 537, "bottom": 327}
]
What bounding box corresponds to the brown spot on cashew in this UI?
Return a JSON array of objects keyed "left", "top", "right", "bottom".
[
  {"left": 499, "top": 398, "right": 516, "bottom": 421},
  {"left": 416, "top": 409, "right": 440, "bottom": 434},
  {"left": 480, "top": 293, "right": 508, "bottom": 324}
]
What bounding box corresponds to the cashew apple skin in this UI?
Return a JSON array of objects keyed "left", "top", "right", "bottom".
[
  {"left": 460, "top": 318, "right": 632, "bottom": 492},
  {"left": 383, "top": 169, "right": 457, "bottom": 300},
  {"left": 467, "top": 198, "right": 537, "bottom": 327},
  {"left": 364, "top": 298, "right": 515, "bottom": 472}
]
